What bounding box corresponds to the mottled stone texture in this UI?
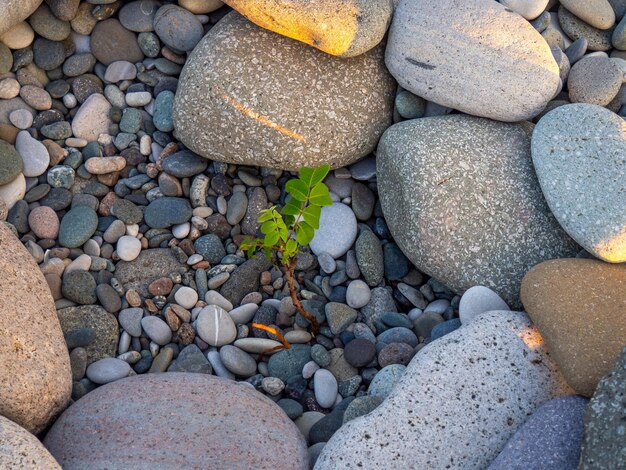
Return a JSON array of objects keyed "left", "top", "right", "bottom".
[
  {"left": 579, "top": 347, "right": 626, "bottom": 469},
  {"left": 315, "top": 312, "right": 573, "bottom": 469},
  {"left": 0, "top": 0, "right": 42, "bottom": 35},
  {"left": 223, "top": 0, "right": 393, "bottom": 57},
  {"left": 521, "top": 258, "right": 626, "bottom": 397},
  {"left": 0, "top": 223, "right": 71, "bottom": 434},
  {"left": 45, "top": 373, "right": 308, "bottom": 469},
  {"left": 532, "top": 104, "right": 626, "bottom": 262},
  {"left": 114, "top": 248, "right": 185, "bottom": 297},
  {"left": 173, "top": 12, "right": 396, "bottom": 171},
  {"left": 385, "top": 0, "right": 559, "bottom": 122},
  {"left": 0, "top": 415, "right": 61, "bottom": 469},
  {"left": 377, "top": 115, "right": 578, "bottom": 308}
]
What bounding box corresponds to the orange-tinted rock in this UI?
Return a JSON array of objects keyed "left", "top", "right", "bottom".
[
  {"left": 44, "top": 373, "right": 308, "bottom": 469},
  {"left": 0, "top": 223, "right": 71, "bottom": 433},
  {"left": 521, "top": 258, "right": 626, "bottom": 396}
]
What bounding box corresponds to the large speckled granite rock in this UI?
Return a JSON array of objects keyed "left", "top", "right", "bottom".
[
  {"left": 385, "top": 0, "right": 560, "bottom": 122},
  {"left": 44, "top": 373, "right": 308, "bottom": 469},
  {"left": 377, "top": 115, "right": 579, "bottom": 308},
  {"left": 579, "top": 347, "right": 626, "bottom": 469},
  {"left": 532, "top": 104, "right": 626, "bottom": 263},
  {"left": 314, "top": 311, "right": 573, "bottom": 469},
  {"left": 0, "top": 0, "right": 42, "bottom": 35},
  {"left": 521, "top": 258, "right": 626, "bottom": 396},
  {"left": 0, "top": 223, "right": 71, "bottom": 434},
  {"left": 173, "top": 12, "right": 396, "bottom": 170},
  {"left": 0, "top": 415, "right": 61, "bottom": 469},
  {"left": 222, "top": 0, "right": 393, "bottom": 57}
]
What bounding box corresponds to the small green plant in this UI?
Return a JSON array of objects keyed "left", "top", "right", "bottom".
[{"left": 241, "top": 164, "right": 333, "bottom": 334}]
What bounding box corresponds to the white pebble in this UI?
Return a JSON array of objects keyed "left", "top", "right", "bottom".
[
  {"left": 125, "top": 224, "right": 139, "bottom": 237},
  {"left": 187, "top": 253, "right": 203, "bottom": 265},
  {"left": 116, "top": 235, "right": 142, "bottom": 261},
  {"left": 140, "top": 135, "right": 152, "bottom": 155},
  {"left": 15, "top": 131, "right": 49, "bottom": 177},
  {"left": 172, "top": 222, "right": 191, "bottom": 239},
  {"left": 63, "top": 93, "right": 77, "bottom": 109},
  {"left": 126, "top": 91, "right": 152, "bottom": 107},
  {"left": 205, "top": 290, "right": 234, "bottom": 311},
  {"left": 346, "top": 280, "right": 371, "bottom": 309},
  {"left": 65, "top": 253, "right": 91, "bottom": 274},
  {"left": 9, "top": 109, "right": 33, "bottom": 129},
  {"left": 175, "top": 286, "right": 199, "bottom": 309}
]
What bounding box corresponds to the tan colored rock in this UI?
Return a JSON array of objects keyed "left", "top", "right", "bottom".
[
  {"left": 521, "top": 258, "right": 626, "bottom": 397},
  {"left": 223, "top": 0, "right": 393, "bottom": 57},
  {"left": 0, "top": 0, "right": 43, "bottom": 36},
  {"left": 84, "top": 156, "right": 126, "bottom": 175},
  {"left": 174, "top": 12, "right": 396, "bottom": 170},
  {"left": 559, "top": 0, "right": 615, "bottom": 30},
  {"left": 0, "top": 223, "right": 71, "bottom": 433},
  {"left": 0, "top": 415, "right": 61, "bottom": 469},
  {"left": 44, "top": 373, "right": 308, "bottom": 469},
  {"left": 71, "top": 93, "right": 112, "bottom": 142},
  {"left": 178, "top": 0, "right": 223, "bottom": 14},
  {"left": 0, "top": 21, "right": 35, "bottom": 49}
]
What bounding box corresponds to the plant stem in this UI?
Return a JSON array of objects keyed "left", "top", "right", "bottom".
[{"left": 287, "top": 257, "right": 319, "bottom": 335}]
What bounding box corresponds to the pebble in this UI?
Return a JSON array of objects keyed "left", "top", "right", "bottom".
[
  {"left": 313, "top": 369, "right": 338, "bottom": 409},
  {"left": 85, "top": 357, "right": 131, "bottom": 385},
  {"left": 104, "top": 61, "right": 137, "bottom": 83},
  {"left": 90, "top": 19, "right": 144, "bottom": 65},
  {"left": 116, "top": 235, "right": 142, "bottom": 261},
  {"left": 0, "top": 78, "right": 20, "bottom": 100},
  {"left": 559, "top": 0, "right": 615, "bottom": 30},
  {"left": 28, "top": 206, "right": 59, "bottom": 239},
  {"left": 71, "top": 93, "right": 112, "bottom": 142},
  {"left": 219, "top": 345, "right": 257, "bottom": 377},
  {"left": 344, "top": 338, "right": 376, "bottom": 368},
  {"left": 568, "top": 56, "right": 622, "bottom": 105},
  {"left": 96, "top": 284, "right": 121, "bottom": 313},
  {"left": 204, "top": 290, "right": 233, "bottom": 311},
  {"left": 459, "top": 286, "right": 509, "bottom": 325},
  {"left": 125, "top": 91, "right": 152, "bottom": 107},
  {"left": 168, "top": 344, "right": 212, "bottom": 374},
  {"left": 499, "top": 0, "right": 549, "bottom": 20},
  {"left": 233, "top": 338, "right": 282, "bottom": 354},
  {"left": 58, "top": 206, "right": 98, "bottom": 248},
  {"left": 144, "top": 196, "right": 192, "bottom": 228},
  {"left": 84, "top": 156, "right": 126, "bottom": 175},
  {"left": 140, "top": 316, "right": 172, "bottom": 346},
  {"left": 9, "top": 109, "right": 33, "bottom": 129},
  {"left": 119, "top": 0, "right": 161, "bottom": 32},
  {"left": 153, "top": 4, "right": 204, "bottom": 52},
  {"left": 194, "top": 234, "right": 226, "bottom": 264},
  {"left": 62, "top": 270, "right": 97, "bottom": 304},
  {"left": 0, "top": 140, "right": 24, "bottom": 186},
  {"left": 355, "top": 229, "right": 383, "bottom": 286},
  {"left": 15, "top": 131, "right": 49, "bottom": 177},
  {"left": 196, "top": 305, "right": 237, "bottom": 346},
  {"left": 310, "top": 203, "right": 357, "bottom": 259},
  {"left": 175, "top": 286, "right": 198, "bottom": 309},
  {"left": 324, "top": 303, "right": 358, "bottom": 335},
  {"left": 118, "top": 308, "right": 144, "bottom": 337}
]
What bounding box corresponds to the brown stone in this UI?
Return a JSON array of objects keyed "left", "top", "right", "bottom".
[
  {"left": 0, "top": 223, "right": 71, "bottom": 434},
  {"left": 164, "top": 308, "right": 181, "bottom": 332},
  {"left": 148, "top": 276, "right": 173, "bottom": 296},
  {"left": 0, "top": 415, "right": 61, "bottom": 469},
  {"left": 125, "top": 288, "right": 142, "bottom": 307},
  {"left": 174, "top": 322, "right": 195, "bottom": 345},
  {"left": 521, "top": 258, "right": 626, "bottom": 397},
  {"left": 44, "top": 373, "right": 308, "bottom": 469},
  {"left": 84, "top": 156, "right": 126, "bottom": 175},
  {"left": 43, "top": 139, "right": 67, "bottom": 165},
  {"left": 115, "top": 248, "right": 185, "bottom": 298},
  {"left": 90, "top": 19, "right": 143, "bottom": 66}
]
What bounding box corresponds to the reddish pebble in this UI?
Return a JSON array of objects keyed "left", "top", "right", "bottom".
[
  {"left": 148, "top": 277, "right": 174, "bottom": 296},
  {"left": 28, "top": 206, "right": 59, "bottom": 239}
]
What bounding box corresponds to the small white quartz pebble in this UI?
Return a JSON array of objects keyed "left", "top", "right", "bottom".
[
  {"left": 175, "top": 286, "right": 199, "bottom": 309},
  {"left": 172, "top": 222, "right": 191, "bottom": 239},
  {"left": 116, "top": 235, "right": 141, "bottom": 261}
]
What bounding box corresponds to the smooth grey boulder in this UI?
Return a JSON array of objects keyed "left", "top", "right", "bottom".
[
  {"left": 173, "top": 12, "right": 396, "bottom": 170},
  {"left": 377, "top": 115, "right": 579, "bottom": 307},
  {"left": 532, "top": 103, "right": 626, "bottom": 263},
  {"left": 314, "top": 311, "right": 573, "bottom": 469},
  {"left": 385, "top": 0, "right": 560, "bottom": 122},
  {"left": 0, "top": 0, "right": 42, "bottom": 36}
]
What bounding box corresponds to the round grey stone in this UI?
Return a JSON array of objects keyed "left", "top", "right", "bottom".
[
  {"left": 219, "top": 345, "right": 257, "bottom": 377},
  {"left": 58, "top": 206, "right": 98, "bottom": 248}
]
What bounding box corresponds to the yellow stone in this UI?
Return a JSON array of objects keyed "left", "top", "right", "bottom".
[{"left": 223, "top": 0, "right": 393, "bottom": 57}]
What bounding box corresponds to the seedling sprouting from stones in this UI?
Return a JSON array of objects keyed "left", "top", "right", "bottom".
[{"left": 241, "top": 165, "right": 333, "bottom": 338}]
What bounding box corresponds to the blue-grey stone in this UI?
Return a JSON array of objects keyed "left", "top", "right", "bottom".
[
  {"left": 430, "top": 318, "right": 462, "bottom": 341},
  {"left": 194, "top": 234, "right": 226, "bottom": 264},
  {"left": 162, "top": 150, "right": 208, "bottom": 178},
  {"left": 383, "top": 243, "right": 409, "bottom": 281},
  {"left": 167, "top": 344, "right": 212, "bottom": 374},
  {"left": 343, "top": 395, "right": 383, "bottom": 423},
  {"left": 154, "top": 90, "right": 174, "bottom": 132},
  {"left": 489, "top": 396, "right": 588, "bottom": 470},
  {"left": 268, "top": 344, "right": 312, "bottom": 382},
  {"left": 144, "top": 197, "right": 192, "bottom": 228},
  {"left": 59, "top": 206, "right": 98, "bottom": 248},
  {"left": 367, "top": 364, "right": 406, "bottom": 399},
  {"left": 376, "top": 327, "right": 418, "bottom": 353}
]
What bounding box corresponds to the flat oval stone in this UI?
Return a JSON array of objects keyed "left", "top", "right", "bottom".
[
  {"left": 567, "top": 56, "right": 622, "bottom": 106},
  {"left": 386, "top": 0, "right": 560, "bottom": 122},
  {"left": 140, "top": 316, "right": 172, "bottom": 346},
  {"left": 560, "top": 0, "right": 615, "bottom": 29},
  {"left": 144, "top": 197, "right": 192, "bottom": 228},
  {"left": 313, "top": 368, "right": 338, "bottom": 409},
  {"left": 58, "top": 206, "right": 98, "bottom": 248},
  {"left": 119, "top": 0, "right": 160, "bottom": 32},
  {"left": 532, "top": 104, "right": 626, "bottom": 262},
  {"left": 44, "top": 373, "right": 308, "bottom": 469},
  {"left": 162, "top": 150, "right": 208, "bottom": 178},
  {"left": 15, "top": 130, "right": 49, "bottom": 177},
  {"left": 219, "top": 344, "right": 257, "bottom": 377},
  {"left": 459, "top": 286, "right": 509, "bottom": 325},
  {"left": 0, "top": 139, "right": 23, "bottom": 185},
  {"left": 173, "top": 12, "right": 395, "bottom": 170},
  {"left": 310, "top": 203, "right": 357, "bottom": 259},
  {"left": 195, "top": 305, "right": 237, "bottom": 346},
  {"left": 85, "top": 357, "right": 131, "bottom": 385}
]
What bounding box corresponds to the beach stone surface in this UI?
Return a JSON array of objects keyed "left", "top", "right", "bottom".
[
  {"left": 315, "top": 311, "right": 573, "bottom": 469},
  {"left": 578, "top": 347, "right": 626, "bottom": 469},
  {"left": 532, "top": 104, "right": 626, "bottom": 262},
  {"left": 310, "top": 203, "right": 358, "bottom": 259},
  {"left": 488, "top": 395, "right": 588, "bottom": 470},
  {"left": 377, "top": 115, "right": 578, "bottom": 308},
  {"left": 44, "top": 373, "right": 308, "bottom": 469},
  {"left": 71, "top": 94, "right": 112, "bottom": 142},
  {"left": 521, "top": 258, "right": 626, "bottom": 397},
  {"left": 385, "top": 0, "right": 560, "bottom": 122},
  {"left": 567, "top": 56, "right": 621, "bottom": 105},
  {"left": 90, "top": 19, "right": 143, "bottom": 65},
  {"left": 0, "top": 0, "right": 42, "bottom": 36},
  {"left": 173, "top": 12, "right": 395, "bottom": 170},
  {"left": 222, "top": 0, "right": 393, "bottom": 57},
  {"left": 0, "top": 415, "right": 61, "bottom": 469},
  {"left": 559, "top": 0, "right": 615, "bottom": 29},
  {"left": 0, "top": 224, "right": 71, "bottom": 434},
  {"left": 0, "top": 139, "right": 23, "bottom": 185},
  {"left": 459, "top": 285, "right": 509, "bottom": 325}
]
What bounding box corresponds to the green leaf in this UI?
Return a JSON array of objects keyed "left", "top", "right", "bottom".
[
  {"left": 257, "top": 209, "right": 275, "bottom": 223},
  {"left": 261, "top": 220, "right": 277, "bottom": 235},
  {"left": 283, "top": 215, "right": 295, "bottom": 227},
  {"left": 295, "top": 221, "right": 315, "bottom": 245},
  {"left": 285, "top": 179, "right": 308, "bottom": 201},
  {"left": 286, "top": 238, "right": 297, "bottom": 255},
  {"left": 279, "top": 226, "right": 289, "bottom": 242},
  {"left": 264, "top": 231, "right": 280, "bottom": 247},
  {"left": 299, "top": 165, "right": 330, "bottom": 188},
  {"left": 302, "top": 205, "right": 321, "bottom": 229},
  {"left": 308, "top": 182, "right": 332, "bottom": 206},
  {"left": 281, "top": 198, "right": 302, "bottom": 216}
]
